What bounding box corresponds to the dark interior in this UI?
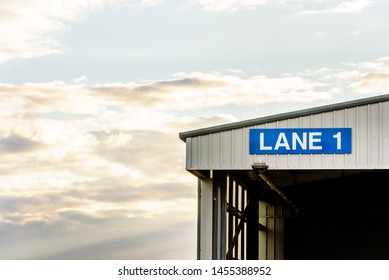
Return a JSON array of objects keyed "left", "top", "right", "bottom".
[{"left": 280, "top": 170, "right": 389, "bottom": 260}]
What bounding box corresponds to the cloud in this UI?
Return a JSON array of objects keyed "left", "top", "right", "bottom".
[
  {"left": 348, "top": 57, "right": 389, "bottom": 94},
  {"left": 189, "top": 0, "right": 267, "bottom": 12},
  {"left": 188, "top": 0, "right": 374, "bottom": 13},
  {"left": 140, "top": 0, "right": 164, "bottom": 7},
  {"left": 91, "top": 71, "right": 336, "bottom": 111},
  {"left": 0, "top": 0, "right": 376, "bottom": 64},
  {"left": 351, "top": 73, "right": 389, "bottom": 94},
  {"left": 292, "top": 56, "right": 389, "bottom": 96},
  {"left": 0, "top": 0, "right": 132, "bottom": 63},
  {"left": 0, "top": 134, "right": 45, "bottom": 154},
  {"left": 0, "top": 214, "right": 196, "bottom": 259},
  {"left": 298, "top": 0, "right": 374, "bottom": 15},
  {"left": 350, "top": 30, "right": 362, "bottom": 35}
]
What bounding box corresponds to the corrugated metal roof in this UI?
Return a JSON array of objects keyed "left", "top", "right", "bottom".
[{"left": 179, "top": 94, "right": 389, "bottom": 141}]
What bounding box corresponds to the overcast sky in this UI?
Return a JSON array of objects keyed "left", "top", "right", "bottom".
[{"left": 0, "top": 0, "right": 388, "bottom": 259}]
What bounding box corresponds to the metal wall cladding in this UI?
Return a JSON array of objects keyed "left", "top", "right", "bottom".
[{"left": 186, "top": 101, "right": 389, "bottom": 170}]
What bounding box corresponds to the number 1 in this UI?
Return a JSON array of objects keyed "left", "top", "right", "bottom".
[{"left": 333, "top": 132, "right": 341, "bottom": 149}]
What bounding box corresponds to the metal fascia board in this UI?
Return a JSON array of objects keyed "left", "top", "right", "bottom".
[{"left": 179, "top": 94, "right": 389, "bottom": 141}]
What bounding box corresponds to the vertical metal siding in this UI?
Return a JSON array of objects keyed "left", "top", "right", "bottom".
[
  {"left": 382, "top": 102, "right": 389, "bottom": 165},
  {"left": 210, "top": 133, "right": 220, "bottom": 168},
  {"left": 221, "top": 130, "right": 232, "bottom": 169},
  {"left": 186, "top": 137, "right": 192, "bottom": 169},
  {"left": 186, "top": 101, "right": 389, "bottom": 170},
  {"left": 369, "top": 103, "right": 380, "bottom": 167}
]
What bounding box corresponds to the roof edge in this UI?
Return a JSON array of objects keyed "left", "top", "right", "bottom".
[{"left": 179, "top": 94, "right": 389, "bottom": 141}]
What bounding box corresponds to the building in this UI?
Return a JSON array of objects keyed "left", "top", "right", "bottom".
[{"left": 179, "top": 94, "right": 389, "bottom": 260}]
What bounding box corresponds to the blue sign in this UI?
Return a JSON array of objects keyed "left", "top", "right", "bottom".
[{"left": 249, "top": 128, "right": 352, "bottom": 154}]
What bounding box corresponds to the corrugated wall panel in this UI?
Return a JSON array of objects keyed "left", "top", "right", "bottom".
[
  {"left": 186, "top": 137, "right": 192, "bottom": 169},
  {"left": 191, "top": 136, "right": 199, "bottom": 169},
  {"left": 356, "top": 105, "right": 369, "bottom": 167},
  {"left": 199, "top": 134, "right": 210, "bottom": 169},
  {"left": 211, "top": 133, "right": 221, "bottom": 168},
  {"left": 221, "top": 130, "right": 232, "bottom": 169},
  {"left": 232, "top": 129, "right": 244, "bottom": 169},
  {"left": 382, "top": 102, "right": 389, "bottom": 165},
  {"left": 345, "top": 107, "right": 357, "bottom": 167},
  {"left": 369, "top": 103, "right": 380, "bottom": 167},
  {"left": 186, "top": 100, "right": 389, "bottom": 170},
  {"left": 242, "top": 127, "right": 251, "bottom": 168}
]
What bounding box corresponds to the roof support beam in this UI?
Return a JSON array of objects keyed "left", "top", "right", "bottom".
[{"left": 253, "top": 164, "right": 300, "bottom": 214}]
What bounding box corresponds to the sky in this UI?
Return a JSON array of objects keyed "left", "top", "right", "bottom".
[{"left": 0, "top": 0, "right": 389, "bottom": 259}]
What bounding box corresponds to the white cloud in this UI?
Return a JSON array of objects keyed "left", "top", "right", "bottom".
[
  {"left": 189, "top": 0, "right": 267, "bottom": 12},
  {"left": 0, "top": 0, "right": 130, "bottom": 63},
  {"left": 350, "top": 73, "right": 389, "bottom": 94},
  {"left": 347, "top": 57, "right": 389, "bottom": 94},
  {"left": 299, "top": 0, "right": 374, "bottom": 15},
  {"left": 0, "top": 0, "right": 377, "bottom": 64},
  {"left": 188, "top": 0, "right": 374, "bottom": 13},
  {"left": 91, "top": 71, "right": 336, "bottom": 111},
  {"left": 353, "top": 56, "right": 389, "bottom": 73},
  {"left": 350, "top": 30, "right": 362, "bottom": 35},
  {"left": 140, "top": 0, "right": 164, "bottom": 7}
]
